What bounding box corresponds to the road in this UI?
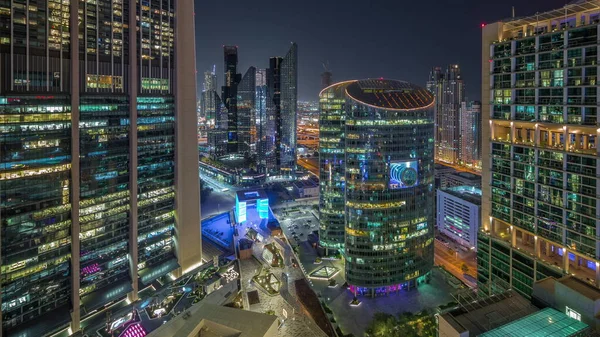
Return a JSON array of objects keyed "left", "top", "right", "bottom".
[
  {"left": 434, "top": 239, "right": 477, "bottom": 287},
  {"left": 435, "top": 160, "right": 481, "bottom": 175},
  {"left": 297, "top": 157, "right": 319, "bottom": 176}
]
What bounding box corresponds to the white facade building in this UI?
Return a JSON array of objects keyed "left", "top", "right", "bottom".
[{"left": 437, "top": 186, "right": 481, "bottom": 250}]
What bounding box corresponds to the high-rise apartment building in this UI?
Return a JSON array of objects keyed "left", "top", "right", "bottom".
[
  {"left": 319, "top": 79, "right": 435, "bottom": 296},
  {"left": 460, "top": 100, "right": 482, "bottom": 171},
  {"left": 428, "top": 65, "right": 465, "bottom": 165},
  {"left": 222, "top": 46, "right": 241, "bottom": 155},
  {"left": 237, "top": 67, "right": 256, "bottom": 154},
  {"left": 0, "top": 0, "right": 201, "bottom": 334},
  {"left": 263, "top": 43, "right": 297, "bottom": 179},
  {"left": 480, "top": 0, "right": 600, "bottom": 299},
  {"left": 204, "top": 65, "right": 217, "bottom": 92}
]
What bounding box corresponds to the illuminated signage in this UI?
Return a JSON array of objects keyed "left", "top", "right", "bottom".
[{"left": 389, "top": 160, "right": 418, "bottom": 189}]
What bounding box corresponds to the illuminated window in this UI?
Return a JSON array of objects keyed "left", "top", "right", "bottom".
[
  {"left": 566, "top": 307, "right": 581, "bottom": 321},
  {"left": 86, "top": 75, "right": 123, "bottom": 89},
  {"left": 141, "top": 78, "right": 169, "bottom": 91}
]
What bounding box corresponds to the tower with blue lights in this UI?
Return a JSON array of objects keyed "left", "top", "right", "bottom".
[{"left": 319, "top": 79, "right": 435, "bottom": 296}]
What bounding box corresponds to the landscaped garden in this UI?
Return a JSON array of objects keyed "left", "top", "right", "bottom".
[
  {"left": 309, "top": 266, "right": 339, "bottom": 280},
  {"left": 252, "top": 267, "right": 281, "bottom": 296},
  {"left": 145, "top": 289, "right": 184, "bottom": 319},
  {"left": 262, "top": 242, "right": 284, "bottom": 267},
  {"left": 98, "top": 309, "right": 141, "bottom": 337}
]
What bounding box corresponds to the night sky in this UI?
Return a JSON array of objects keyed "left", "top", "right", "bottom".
[{"left": 195, "top": 0, "right": 568, "bottom": 101}]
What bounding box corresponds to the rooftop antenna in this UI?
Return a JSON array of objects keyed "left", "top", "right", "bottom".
[{"left": 322, "top": 61, "right": 330, "bottom": 72}]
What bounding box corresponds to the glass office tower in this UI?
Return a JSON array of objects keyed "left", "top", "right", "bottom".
[
  {"left": 222, "top": 46, "right": 241, "bottom": 155},
  {"left": 480, "top": 0, "right": 600, "bottom": 299},
  {"left": 263, "top": 43, "right": 297, "bottom": 179},
  {"left": 237, "top": 66, "right": 256, "bottom": 154},
  {"left": 0, "top": 0, "right": 201, "bottom": 334},
  {"left": 319, "top": 79, "right": 435, "bottom": 296}
]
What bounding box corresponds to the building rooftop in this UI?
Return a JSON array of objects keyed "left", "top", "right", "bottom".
[
  {"left": 441, "top": 186, "right": 482, "bottom": 205},
  {"left": 345, "top": 79, "right": 434, "bottom": 111},
  {"left": 499, "top": 0, "right": 599, "bottom": 30},
  {"left": 537, "top": 275, "right": 600, "bottom": 301},
  {"left": 480, "top": 307, "right": 589, "bottom": 337},
  {"left": 236, "top": 189, "right": 268, "bottom": 201},
  {"left": 293, "top": 179, "right": 319, "bottom": 189},
  {"left": 146, "top": 303, "right": 278, "bottom": 337},
  {"left": 441, "top": 291, "right": 538, "bottom": 336}
]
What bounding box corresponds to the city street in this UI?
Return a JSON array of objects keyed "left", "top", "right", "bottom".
[
  {"left": 433, "top": 239, "right": 477, "bottom": 287},
  {"left": 297, "top": 157, "right": 319, "bottom": 176}
]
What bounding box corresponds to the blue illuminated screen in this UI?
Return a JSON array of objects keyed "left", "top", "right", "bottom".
[{"left": 389, "top": 160, "right": 418, "bottom": 189}]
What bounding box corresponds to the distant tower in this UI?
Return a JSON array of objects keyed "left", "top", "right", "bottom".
[
  {"left": 321, "top": 62, "right": 332, "bottom": 89},
  {"left": 427, "top": 65, "right": 464, "bottom": 165},
  {"left": 222, "top": 46, "right": 242, "bottom": 154}
]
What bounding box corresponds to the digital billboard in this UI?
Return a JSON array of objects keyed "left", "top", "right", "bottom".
[{"left": 389, "top": 160, "right": 418, "bottom": 189}]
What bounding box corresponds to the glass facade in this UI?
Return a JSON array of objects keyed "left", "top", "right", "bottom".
[
  {"left": 318, "top": 82, "right": 348, "bottom": 252},
  {"left": 79, "top": 96, "right": 131, "bottom": 304},
  {"left": 1, "top": 96, "right": 73, "bottom": 329},
  {"left": 136, "top": 96, "right": 176, "bottom": 274},
  {"left": 481, "top": 4, "right": 600, "bottom": 300},
  {"left": 319, "top": 79, "right": 435, "bottom": 294},
  {"left": 262, "top": 43, "right": 297, "bottom": 180},
  {"left": 237, "top": 67, "right": 256, "bottom": 154},
  {"left": 0, "top": 0, "right": 200, "bottom": 333}
]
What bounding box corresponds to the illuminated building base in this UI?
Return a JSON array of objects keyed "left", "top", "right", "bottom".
[
  {"left": 348, "top": 272, "right": 431, "bottom": 297},
  {"left": 235, "top": 189, "right": 269, "bottom": 223}
]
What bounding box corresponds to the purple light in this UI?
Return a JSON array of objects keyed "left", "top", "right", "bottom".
[
  {"left": 120, "top": 324, "right": 147, "bottom": 337},
  {"left": 81, "top": 263, "right": 101, "bottom": 276}
]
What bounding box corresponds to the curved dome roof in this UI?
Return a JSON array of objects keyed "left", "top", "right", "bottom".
[{"left": 345, "top": 79, "right": 434, "bottom": 111}]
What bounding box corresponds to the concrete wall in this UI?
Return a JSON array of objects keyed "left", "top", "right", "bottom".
[{"left": 438, "top": 315, "right": 469, "bottom": 337}]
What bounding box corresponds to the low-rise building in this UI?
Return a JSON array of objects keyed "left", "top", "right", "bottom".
[
  {"left": 438, "top": 290, "right": 590, "bottom": 337},
  {"left": 532, "top": 275, "right": 600, "bottom": 332},
  {"left": 437, "top": 186, "right": 481, "bottom": 250},
  {"left": 293, "top": 178, "right": 319, "bottom": 198},
  {"left": 146, "top": 303, "right": 278, "bottom": 337}
]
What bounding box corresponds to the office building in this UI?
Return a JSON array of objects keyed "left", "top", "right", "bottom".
[
  {"left": 263, "top": 43, "right": 298, "bottom": 179},
  {"left": 0, "top": 0, "right": 202, "bottom": 334},
  {"left": 460, "top": 101, "right": 482, "bottom": 171},
  {"left": 208, "top": 94, "right": 228, "bottom": 157},
  {"left": 222, "top": 46, "right": 241, "bottom": 154},
  {"left": 427, "top": 65, "right": 465, "bottom": 165},
  {"left": 437, "top": 186, "right": 481, "bottom": 250},
  {"left": 479, "top": 0, "right": 600, "bottom": 300},
  {"left": 237, "top": 67, "right": 256, "bottom": 154},
  {"left": 319, "top": 79, "right": 435, "bottom": 296}
]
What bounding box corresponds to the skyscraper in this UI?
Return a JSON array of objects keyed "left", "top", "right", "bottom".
[
  {"left": 460, "top": 101, "right": 482, "bottom": 171},
  {"left": 428, "top": 65, "right": 465, "bottom": 165},
  {"left": 480, "top": 1, "right": 600, "bottom": 299},
  {"left": 0, "top": 0, "right": 201, "bottom": 334},
  {"left": 319, "top": 79, "right": 435, "bottom": 296},
  {"left": 222, "top": 46, "right": 242, "bottom": 155},
  {"left": 200, "top": 65, "right": 218, "bottom": 119},
  {"left": 264, "top": 43, "right": 298, "bottom": 179},
  {"left": 255, "top": 69, "right": 269, "bottom": 172},
  {"left": 237, "top": 67, "right": 256, "bottom": 154},
  {"left": 204, "top": 65, "right": 218, "bottom": 92},
  {"left": 208, "top": 94, "right": 229, "bottom": 157}
]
